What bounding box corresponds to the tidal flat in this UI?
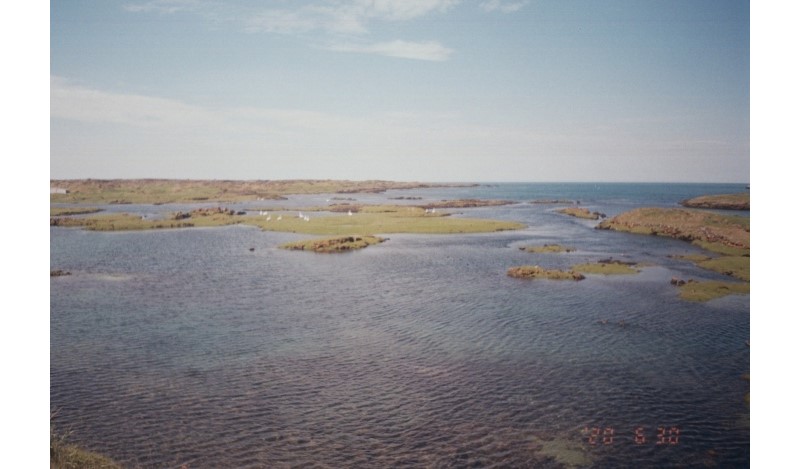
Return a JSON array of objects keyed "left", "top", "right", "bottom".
[{"left": 51, "top": 182, "right": 750, "bottom": 467}]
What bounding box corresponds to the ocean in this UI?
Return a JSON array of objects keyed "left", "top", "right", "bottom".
[{"left": 50, "top": 183, "right": 749, "bottom": 468}]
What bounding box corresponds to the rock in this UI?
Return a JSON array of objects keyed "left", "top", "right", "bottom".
[{"left": 670, "top": 277, "right": 686, "bottom": 286}]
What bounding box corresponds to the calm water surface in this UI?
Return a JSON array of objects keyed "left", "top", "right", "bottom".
[{"left": 51, "top": 183, "right": 749, "bottom": 468}]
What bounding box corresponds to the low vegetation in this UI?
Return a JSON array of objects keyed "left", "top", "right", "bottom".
[
  {"left": 507, "top": 265, "right": 586, "bottom": 281},
  {"left": 572, "top": 260, "right": 641, "bottom": 275},
  {"left": 681, "top": 192, "right": 749, "bottom": 210},
  {"left": 598, "top": 206, "right": 750, "bottom": 301},
  {"left": 677, "top": 280, "right": 750, "bottom": 302},
  {"left": 51, "top": 205, "right": 525, "bottom": 237},
  {"left": 280, "top": 235, "right": 386, "bottom": 253},
  {"left": 596, "top": 208, "right": 749, "bottom": 255},
  {"left": 519, "top": 244, "right": 575, "bottom": 253},
  {"left": 557, "top": 207, "right": 606, "bottom": 220},
  {"left": 49, "top": 179, "right": 473, "bottom": 204}
]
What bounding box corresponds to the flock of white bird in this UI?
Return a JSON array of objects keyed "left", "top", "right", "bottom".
[{"left": 256, "top": 210, "right": 313, "bottom": 222}]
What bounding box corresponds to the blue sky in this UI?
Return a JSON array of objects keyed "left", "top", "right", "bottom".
[{"left": 50, "top": 0, "right": 749, "bottom": 182}]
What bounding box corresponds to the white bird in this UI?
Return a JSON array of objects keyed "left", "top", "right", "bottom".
[
  {"left": 266, "top": 216, "right": 271, "bottom": 222},
  {"left": 298, "top": 211, "right": 303, "bottom": 218},
  {"left": 277, "top": 215, "right": 282, "bottom": 221},
  {"left": 304, "top": 216, "right": 310, "bottom": 222},
  {"left": 425, "top": 208, "right": 430, "bottom": 213},
  {"left": 348, "top": 210, "right": 353, "bottom": 216},
  {"left": 431, "top": 208, "right": 436, "bottom": 214}
]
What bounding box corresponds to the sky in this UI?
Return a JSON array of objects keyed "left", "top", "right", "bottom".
[{"left": 50, "top": 0, "right": 749, "bottom": 182}]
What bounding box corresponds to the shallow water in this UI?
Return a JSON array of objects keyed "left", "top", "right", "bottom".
[{"left": 51, "top": 183, "right": 749, "bottom": 468}]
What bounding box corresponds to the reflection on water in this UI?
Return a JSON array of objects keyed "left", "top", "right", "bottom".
[{"left": 51, "top": 184, "right": 749, "bottom": 468}]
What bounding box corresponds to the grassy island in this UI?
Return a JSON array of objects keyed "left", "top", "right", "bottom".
[
  {"left": 519, "top": 244, "right": 575, "bottom": 253},
  {"left": 557, "top": 207, "right": 606, "bottom": 220},
  {"left": 507, "top": 265, "right": 586, "bottom": 281},
  {"left": 572, "top": 260, "right": 641, "bottom": 275},
  {"left": 681, "top": 192, "right": 749, "bottom": 210},
  {"left": 597, "top": 207, "right": 750, "bottom": 301},
  {"left": 280, "top": 235, "right": 386, "bottom": 253},
  {"left": 51, "top": 204, "right": 525, "bottom": 236}
]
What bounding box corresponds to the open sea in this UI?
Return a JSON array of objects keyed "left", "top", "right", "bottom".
[{"left": 50, "top": 183, "right": 750, "bottom": 468}]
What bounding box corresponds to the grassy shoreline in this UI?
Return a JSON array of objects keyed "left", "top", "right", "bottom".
[{"left": 597, "top": 207, "right": 749, "bottom": 301}]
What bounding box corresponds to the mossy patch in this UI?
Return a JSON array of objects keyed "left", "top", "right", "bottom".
[
  {"left": 572, "top": 261, "right": 640, "bottom": 275},
  {"left": 519, "top": 244, "right": 576, "bottom": 253},
  {"left": 678, "top": 280, "right": 750, "bottom": 302},
  {"left": 279, "top": 235, "right": 386, "bottom": 253},
  {"left": 507, "top": 265, "right": 585, "bottom": 281},
  {"left": 697, "top": 256, "right": 750, "bottom": 281}
]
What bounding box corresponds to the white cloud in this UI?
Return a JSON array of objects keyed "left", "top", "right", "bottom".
[
  {"left": 354, "top": 0, "right": 461, "bottom": 21},
  {"left": 325, "top": 40, "right": 453, "bottom": 61},
  {"left": 123, "top": 0, "right": 204, "bottom": 14},
  {"left": 480, "top": 0, "right": 529, "bottom": 13},
  {"left": 126, "top": 1, "right": 461, "bottom": 59}
]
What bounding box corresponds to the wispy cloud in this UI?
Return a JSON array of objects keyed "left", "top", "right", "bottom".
[
  {"left": 325, "top": 40, "right": 453, "bottom": 61},
  {"left": 123, "top": 0, "right": 205, "bottom": 14},
  {"left": 124, "top": 0, "right": 462, "bottom": 60},
  {"left": 480, "top": 0, "right": 529, "bottom": 13}
]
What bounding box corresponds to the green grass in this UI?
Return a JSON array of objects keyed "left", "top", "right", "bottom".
[
  {"left": 280, "top": 235, "right": 386, "bottom": 253},
  {"left": 598, "top": 207, "right": 750, "bottom": 301},
  {"left": 678, "top": 280, "right": 750, "bottom": 302},
  {"left": 571, "top": 262, "right": 640, "bottom": 275},
  {"left": 252, "top": 210, "right": 524, "bottom": 235},
  {"left": 697, "top": 256, "right": 750, "bottom": 281},
  {"left": 507, "top": 265, "right": 586, "bottom": 281},
  {"left": 519, "top": 244, "right": 575, "bottom": 253},
  {"left": 50, "top": 206, "right": 526, "bottom": 236}
]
